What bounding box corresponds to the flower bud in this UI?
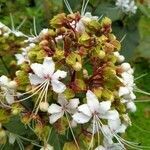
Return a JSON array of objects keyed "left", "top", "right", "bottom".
[
  {"left": 98, "top": 50, "right": 105, "bottom": 59},
  {"left": 12, "top": 108, "right": 20, "bottom": 115},
  {"left": 39, "top": 102, "right": 49, "bottom": 112},
  {"left": 8, "top": 81, "right": 17, "bottom": 89},
  {"left": 39, "top": 40, "right": 49, "bottom": 46},
  {"left": 114, "top": 52, "right": 125, "bottom": 63},
  {"left": 71, "top": 120, "right": 77, "bottom": 128},
  {"left": 0, "top": 130, "right": 6, "bottom": 139},
  {"left": 40, "top": 144, "right": 53, "bottom": 150},
  {"left": 121, "top": 63, "right": 131, "bottom": 72},
  {"left": 101, "top": 17, "right": 112, "bottom": 26},
  {"left": 127, "top": 101, "right": 136, "bottom": 112},
  {"left": 83, "top": 69, "right": 88, "bottom": 79},
  {"left": 73, "top": 62, "right": 82, "bottom": 71}
]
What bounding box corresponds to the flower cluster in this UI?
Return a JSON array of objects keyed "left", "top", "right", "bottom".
[
  {"left": 116, "top": 0, "right": 137, "bottom": 14},
  {"left": 0, "top": 10, "right": 139, "bottom": 149}
]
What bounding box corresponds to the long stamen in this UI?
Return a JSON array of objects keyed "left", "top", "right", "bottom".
[
  {"left": 10, "top": 13, "right": 15, "bottom": 31},
  {"left": 16, "top": 18, "right": 26, "bottom": 30},
  {"left": 134, "top": 87, "right": 150, "bottom": 96},
  {"left": 15, "top": 81, "right": 48, "bottom": 103},
  {"left": 81, "top": 0, "right": 86, "bottom": 16},
  {"left": 95, "top": 119, "right": 100, "bottom": 147},
  {"left": 32, "top": 86, "right": 46, "bottom": 113},
  {"left": 118, "top": 134, "right": 150, "bottom": 149},
  {"left": 33, "top": 81, "right": 49, "bottom": 114},
  {"left": 114, "top": 134, "right": 143, "bottom": 150},
  {"left": 44, "top": 81, "right": 49, "bottom": 103},
  {"left": 65, "top": 112, "right": 80, "bottom": 150},
  {"left": 134, "top": 99, "right": 150, "bottom": 102},
  {"left": 64, "top": 0, "right": 73, "bottom": 14},
  {"left": 33, "top": 17, "right": 38, "bottom": 36},
  {"left": 133, "top": 123, "right": 150, "bottom": 134},
  {"left": 83, "top": 0, "right": 90, "bottom": 16},
  {"left": 134, "top": 73, "right": 148, "bottom": 81},
  {"left": 14, "top": 80, "right": 47, "bottom": 97},
  {"left": 120, "top": 34, "right": 127, "bottom": 43},
  {"left": 88, "top": 116, "right": 96, "bottom": 150}
]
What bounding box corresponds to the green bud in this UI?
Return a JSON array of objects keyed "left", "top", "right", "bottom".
[
  {"left": 0, "top": 130, "right": 6, "bottom": 139},
  {"left": 73, "top": 62, "right": 82, "bottom": 71},
  {"left": 63, "top": 142, "right": 78, "bottom": 150},
  {"left": 50, "top": 13, "right": 66, "bottom": 28},
  {"left": 64, "top": 88, "right": 75, "bottom": 99},
  {"left": 79, "top": 32, "right": 90, "bottom": 45},
  {"left": 93, "top": 87, "right": 102, "bottom": 98},
  {"left": 75, "top": 79, "right": 86, "bottom": 91},
  {"left": 101, "top": 17, "right": 112, "bottom": 27},
  {"left": 102, "top": 89, "right": 114, "bottom": 101}
]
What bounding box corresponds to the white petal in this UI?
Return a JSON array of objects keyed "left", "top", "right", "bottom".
[
  {"left": 101, "top": 110, "right": 119, "bottom": 120},
  {"left": 121, "top": 63, "right": 131, "bottom": 71},
  {"left": 43, "top": 57, "right": 55, "bottom": 77},
  {"left": 49, "top": 112, "right": 64, "bottom": 124},
  {"left": 116, "top": 124, "right": 127, "bottom": 133},
  {"left": 29, "top": 73, "right": 45, "bottom": 85},
  {"left": 78, "top": 104, "right": 92, "bottom": 117},
  {"left": 30, "top": 63, "right": 44, "bottom": 78},
  {"left": 108, "top": 119, "right": 121, "bottom": 131},
  {"left": 95, "top": 145, "right": 105, "bottom": 150},
  {"left": 9, "top": 133, "right": 16, "bottom": 144},
  {"left": 52, "top": 70, "right": 67, "bottom": 80},
  {"left": 86, "top": 90, "right": 100, "bottom": 113},
  {"left": 127, "top": 101, "right": 136, "bottom": 112},
  {"left": 48, "top": 104, "right": 62, "bottom": 114},
  {"left": 67, "top": 98, "right": 79, "bottom": 110},
  {"left": 99, "top": 101, "right": 111, "bottom": 114},
  {"left": 118, "top": 86, "right": 130, "bottom": 97},
  {"left": 0, "top": 75, "right": 9, "bottom": 86},
  {"left": 72, "top": 112, "right": 91, "bottom": 124},
  {"left": 5, "top": 92, "right": 14, "bottom": 104},
  {"left": 58, "top": 94, "right": 68, "bottom": 106},
  {"left": 102, "top": 125, "right": 113, "bottom": 140},
  {"left": 15, "top": 54, "right": 26, "bottom": 65},
  {"left": 51, "top": 79, "right": 66, "bottom": 93}
]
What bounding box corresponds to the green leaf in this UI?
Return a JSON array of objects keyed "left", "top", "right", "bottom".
[
  {"left": 94, "top": 4, "right": 123, "bottom": 21},
  {"left": 49, "top": 128, "right": 66, "bottom": 150},
  {"left": 3, "top": 116, "right": 28, "bottom": 135}
]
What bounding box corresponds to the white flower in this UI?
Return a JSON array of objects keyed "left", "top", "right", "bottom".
[
  {"left": 113, "top": 52, "right": 125, "bottom": 63},
  {"left": 15, "top": 54, "right": 27, "bottom": 65},
  {"left": 95, "top": 143, "right": 123, "bottom": 150},
  {"left": 73, "top": 90, "right": 119, "bottom": 124},
  {"left": 29, "top": 57, "right": 67, "bottom": 93},
  {"left": 125, "top": 1, "right": 137, "bottom": 14},
  {"left": 15, "top": 43, "right": 35, "bottom": 65},
  {"left": 0, "top": 75, "right": 16, "bottom": 104},
  {"left": 116, "top": 0, "right": 137, "bottom": 14},
  {"left": 39, "top": 28, "right": 49, "bottom": 38},
  {"left": 40, "top": 144, "right": 53, "bottom": 150},
  {"left": 118, "top": 63, "right": 136, "bottom": 112},
  {"left": 48, "top": 94, "right": 79, "bottom": 124}
]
